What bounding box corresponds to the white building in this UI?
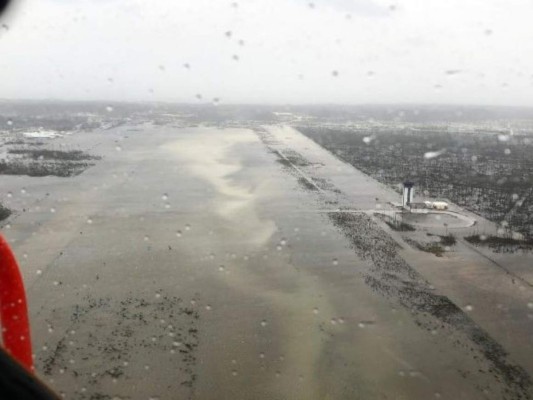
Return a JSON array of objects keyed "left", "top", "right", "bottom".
[
  {"left": 424, "top": 201, "right": 449, "bottom": 210},
  {"left": 432, "top": 201, "right": 449, "bottom": 210}
]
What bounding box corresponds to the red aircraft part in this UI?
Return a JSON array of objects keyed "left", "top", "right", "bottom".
[{"left": 0, "top": 234, "right": 33, "bottom": 371}]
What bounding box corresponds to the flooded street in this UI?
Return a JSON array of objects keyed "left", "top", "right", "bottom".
[{"left": 2, "top": 124, "right": 532, "bottom": 399}]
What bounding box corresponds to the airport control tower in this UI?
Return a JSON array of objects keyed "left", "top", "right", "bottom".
[{"left": 402, "top": 181, "right": 415, "bottom": 208}]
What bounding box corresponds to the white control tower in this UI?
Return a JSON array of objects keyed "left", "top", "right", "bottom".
[{"left": 402, "top": 181, "right": 415, "bottom": 208}]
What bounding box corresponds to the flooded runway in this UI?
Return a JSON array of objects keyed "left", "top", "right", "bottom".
[{"left": 2, "top": 124, "right": 532, "bottom": 399}]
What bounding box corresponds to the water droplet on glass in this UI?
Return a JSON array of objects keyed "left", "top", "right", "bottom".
[
  {"left": 331, "top": 70, "right": 339, "bottom": 77},
  {"left": 424, "top": 149, "right": 446, "bottom": 159},
  {"left": 105, "top": 106, "right": 114, "bottom": 112},
  {"left": 332, "top": 258, "right": 338, "bottom": 266},
  {"left": 363, "top": 135, "right": 374, "bottom": 144},
  {"left": 260, "top": 320, "right": 268, "bottom": 327},
  {"left": 465, "top": 305, "right": 473, "bottom": 311},
  {"left": 445, "top": 69, "right": 461, "bottom": 76},
  {"left": 36, "top": 269, "right": 42, "bottom": 275},
  {"left": 185, "top": 224, "right": 191, "bottom": 231}
]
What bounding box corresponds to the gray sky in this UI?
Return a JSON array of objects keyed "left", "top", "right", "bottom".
[{"left": 1, "top": 0, "right": 532, "bottom": 105}]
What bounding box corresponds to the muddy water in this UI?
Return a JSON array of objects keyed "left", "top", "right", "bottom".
[{"left": 3, "top": 125, "right": 531, "bottom": 399}]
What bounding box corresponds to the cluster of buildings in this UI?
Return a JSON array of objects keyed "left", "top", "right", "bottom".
[{"left": 402, "top": 181, "right": 449, "bottom": 210}]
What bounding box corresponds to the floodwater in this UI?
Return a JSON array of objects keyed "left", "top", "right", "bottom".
[{"left": 2, "top": 124, "right": 533, "bottom": 399}]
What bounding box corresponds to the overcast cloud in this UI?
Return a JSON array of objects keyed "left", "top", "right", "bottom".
[{"left": 0, "top": 0, "right": 532, "bottom": 105}]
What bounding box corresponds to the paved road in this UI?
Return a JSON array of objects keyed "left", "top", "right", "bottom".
[{"left": 1, "top": 123, "right": 532, "bottom": 399}]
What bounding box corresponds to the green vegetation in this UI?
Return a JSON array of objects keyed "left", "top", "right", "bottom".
[
  {"left": 297, "top": 177, "right": 318, "bottom": 191},
  {"left": 0, "top": 160, "right": 91, "bottom": 177},
  {"left": 465, "top": 234, "right": 533, "bottom": 253},
  {"left": 8, "top": 149, "right": 100, "bottom": 161},
  {"left": 427, "top": 233, "right": 456, "bottom": 246},
  {"left": 422, "top": 243, "right": 445, "bottom": 257},
  {"left": 404, "top": 236, "right": 452, "bottom": 257},
  {"left": 0, "top": 204, "right": 11, "bottom": 222},
  {"left": 375, "top": 213, "right": 416, "bottom": 231}
]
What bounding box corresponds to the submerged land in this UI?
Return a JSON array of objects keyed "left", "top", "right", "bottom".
[{"left": 1, "top": 101, "right": 533, "bottom": 400}]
